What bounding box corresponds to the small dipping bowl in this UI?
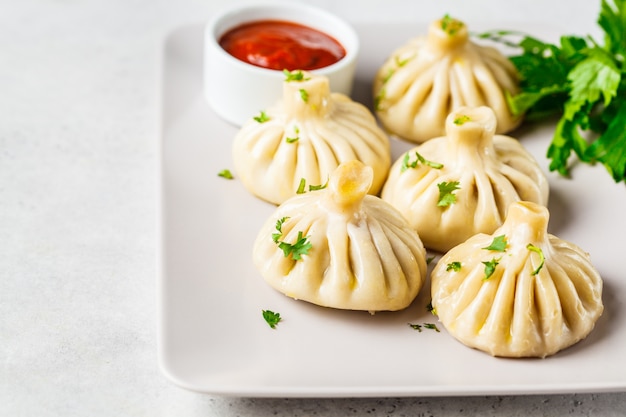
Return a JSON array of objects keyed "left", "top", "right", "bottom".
[{"left": 204, "top": 2, "right": 360, "bottom": 126}]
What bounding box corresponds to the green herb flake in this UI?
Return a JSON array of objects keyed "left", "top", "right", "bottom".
[
  {"left": 272, "top": 216, "right": 289, "bottom": 243},
  {"left": 426, "top": 301, "right": 437, "bottom": 316},
  {"left": 408, "top": 323, "right": 423, "bottom": 332},
  {"left": 262, "top": 309, "right": 282, "bottom": 329},
  {"left": 401, "top": 151, "right": 444, "bottom": 172},
  {"left": 482, "top": 257, "right": 501, "bottom": 280},
  {"left": 424, "top": 323, "right": 440, "bottom": 332},
  {"left": 453, "top": 115, "right": 472, "bottom": 125},
  {"left": 441, "top": 14, "right": 464, "bottom": 36},
  {"left": 309, "top": 179, "right": 328, "bottom": 191},
  {"left": 295, "top": 178, "right": 307, "bottom": 194},
  {"left": 478, "top": 0, "right": 626, "bottom": 183},
  {"left": 283, "top": 69, "right": 309, "bottom": 82},
  {"left": 217, "top": 169, "right": 234, "bottom": 179},
  {"left": 446, "top": 261, "right": 462, "bottom": 272},
  {"left": 374, "top": 88, "right": 386, "bottom": 111},
  {"left": 426, "top": 256, "right": 435, "bottom": 265},
  {"left": 437, "top": 181, "right": 461, "bottom": 206},
  {"left": 277, "top": 231, "right": 312, "bottom": 261},
  {"left": 299, "top": 88, "right": 309, "bottom": 102},
  {"left": 253, "top": 111, "right": 270, "bottom": 123},
  {"left": 526, "top": 243, "right": 546, "bottom": 275},
  {"left": 483, "top": 235, "right": 508, "bottom": 252}
]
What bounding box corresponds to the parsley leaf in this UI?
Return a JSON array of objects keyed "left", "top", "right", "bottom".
[
  {"left": 278, "top": 231, "right": 312, "bottom": 261},
  {"left": 299, "top": 88, "right": 309, "bottom": 102},
  {"left": 437, "top": 181, "right": 460, "bottom": 206},
  {"left": 480, "top": 0, "right": 626, "bottom": 183},
  {"left": 272, "top": 217, "right": 289, "bottom": 243},
  {"left": 408, "top": 322, "right": 440, "bottom": 332},
  {"left": 401, "top": 151, "right": 444, "bottom": 172},
  {"left": 483, "top": 235, "right": 508, "bottom": 252},
  {"left": 262, "top": 309, "right": 282, "bottom": 329},
  {"left": 253, "top": 111, "right": 270, "bottom": 123},
  {"left": 217, "top": 169, "right": 234, "bottom": 179},
  {"left": 296, "top": 178, "right": 307, "bottom": 194},
  {"left": 526, "top": 243, "right": 546, "bottom": 275},
  {"left": 446, "top": 261, "right": 462, "bottom": 272},
  {"left": 482, "top": 257, "right": 501, "bottom": 280},
  {"left": 453, "top": 115, "right": 472, "bottom": 125},
  {"left": 441, "top": 14, "right": 464, "bottom": 36},
  {"left": 283, "top": 69, "right": 309, "bottom": 82}
]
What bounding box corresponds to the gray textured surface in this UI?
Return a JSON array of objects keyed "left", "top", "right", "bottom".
[{"left": 2, "top": 0, "right": 625, "bottom": 415}]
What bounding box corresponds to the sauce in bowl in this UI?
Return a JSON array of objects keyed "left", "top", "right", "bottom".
[{"left": 219, "top": 19, "right": 346, "bottom": 71}]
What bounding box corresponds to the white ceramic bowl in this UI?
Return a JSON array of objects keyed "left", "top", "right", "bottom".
[{"left": 204, "top": 2, "right": 360, "bottom": 126}]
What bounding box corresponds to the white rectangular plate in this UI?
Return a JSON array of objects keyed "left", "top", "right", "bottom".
[{"left": 158, "top": 22, "right": 626, "bottom": 397}]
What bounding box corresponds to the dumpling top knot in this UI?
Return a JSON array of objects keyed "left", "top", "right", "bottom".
[
  {"left": 373, "top": 16, "right": 521, "bottom": 143},
  {"left": 233, "top": 71, "right": 390, "bottom": 205},
  {"left": 253, "top": 160, "right": 427, "bottom": 312},
  {"left": 381, "top": 106, "right": 549, "bottom": 253}
]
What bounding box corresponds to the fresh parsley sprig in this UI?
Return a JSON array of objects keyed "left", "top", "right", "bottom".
[
  {"left": 479, "top": 0, "right": 626, "bottom": 183},
  {"left": 272, "top": 217, "right": 312, "bottom": 261}
]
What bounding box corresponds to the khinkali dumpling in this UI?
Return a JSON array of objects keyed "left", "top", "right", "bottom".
[
  {"left": 373, "top": 15, "right": 521, "bottom": 143},
  {"left": 430, "top": 201, "right": 604, "bottom": 358},
  {"left": 233, "top": 71, "right": 391, "bottom": 205},
  {"left": 381, "top": 106, "right": 549, "bottom": 253},
  {"left": 253, "top": 160, "right": 427, "bottom": 312}
]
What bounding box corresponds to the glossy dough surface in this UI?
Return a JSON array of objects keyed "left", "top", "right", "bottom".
[
  {"left": 233, "top": 72, "right": 390, "bottom": 205},
  {"left": 373, "top": 17, "right": 521, "bottom": 143},
  {"left": 431, "top": 201, "right": 604, "bottom": 358},
  {"left": 253, "top": 161, "right": 427, "bottom": 312},
  {"left": 381, "top": 106, "right": 549, "bottom": 252}
]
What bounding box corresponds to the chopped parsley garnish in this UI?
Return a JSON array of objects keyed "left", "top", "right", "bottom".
[
  {"left": 272, "top": 218, "right": 312, "bottom": 261},
  {"left": 426, "top": 301, "right": 437, "bottom": 316},
  {"left": 483, "top": 235, "right": 508, "bottom": 252},
  {"left": 272, "top": 216, "right": 289, "bottom": 243},
  {"left": 437, "top": 181, "right": 460, "bottom": 206},
  {"left": 446, "top": 261, "right": 462, "bottom": 272},
  {"left": 527, "top": 243, "right": 546, "bottom": 275},
  {"left": 453, "top": 115, "right": 472, "bottom": 125},
  {"left": 253, "top": 111, "right": 270, "bottom": 123},
  {"left": 309, "top": 180, "right": 328, "bottom": 191},
  {"left": 286, "top": 126, "right": 300, "bottom": 143},
  {"left": 295, "top": 178, "right": 328, "bottom": 193},
  {"left": 262, "top": 309, "right": 282, "bottom": 329},
  {"left": 482, "top": 257, "right": 501, "bottom": 280},
  {"left": 441, "top": 14, "right": 464, "bottom": 36},
  {"left": 283, "top": 69, "right": 309, "bottom": 82},
  {"left": 395, "top": 54, "right": 414, "bottom": 67},
  {"left": 401, "top": 151, "right": 444, "bottom": 172},
  {"left": 278, "top": 231, "right": 312, "bottom": 261},
  {"left": 296, "top": 178, "right": 307, "bottom": 194},
  {"left": 426, "top": 256, "right": 435, "bottom": 264},
  {"left": 217, "top": 169, "right": 234, "bottom": 179},
  {"left": 374, "top": 88, "right": 386, "bottom": 111},
  {"left": 477, "top": 0, "right": 626, "bottom": 184},
  {"left": 299, "top": 88, "right": 309, "bottom": 102},
  {"left": 409, "top": 322, "right": 441, "bottom": 332}
]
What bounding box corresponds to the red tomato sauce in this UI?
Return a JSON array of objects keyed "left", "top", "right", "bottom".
[{"left": 219, "top": 20, "right": 346, "bottom": 71}]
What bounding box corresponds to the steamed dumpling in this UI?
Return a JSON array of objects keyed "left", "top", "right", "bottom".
[
  {"left": 430, "top": 201, "right": 604, "bottom": 358},
  {"left": 373, "top": 16, "right": 521, "bottom": 143},
  {"left": 233, "top": 71, "right": 391, "bottom": 205},
  {"left": 253, "top": 160, "right": 427, "bottom": 312},
  {"left": 381, "top": 106, "right": 549, "bottom": 253}
]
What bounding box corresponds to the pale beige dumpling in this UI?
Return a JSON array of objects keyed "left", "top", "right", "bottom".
[
  {"left": 253, "top": 160, "right": 427, "bottom": 312},
  {"left": 381, "top": 106, "right": 548, "bottom": 253},
  {"left": 430, "top": 201, "right": 604, "bottom": 358},
  {"left": 373, "top": 16, "right": 521, "bottom": 143},
  {"left": 233, "top": 71, "right": 391, "bottom": 205}
]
